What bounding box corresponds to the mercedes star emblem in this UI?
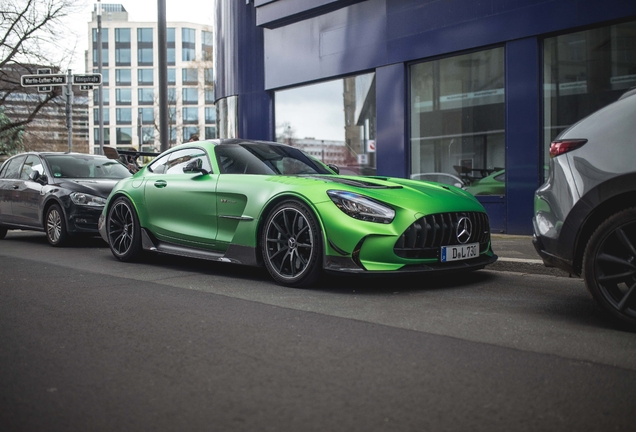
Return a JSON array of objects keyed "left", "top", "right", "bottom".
[{"left": 456, "top": 217, "right": 472, "bottom": 244}]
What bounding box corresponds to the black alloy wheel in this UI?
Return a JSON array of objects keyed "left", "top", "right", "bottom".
[
  {"left": 107, "top": 196, "right": 142, "bottom": 261},
  {"left": 262, "top": 200, "right": 322, "bottom": 287},
  {"left": 583, "top": 207, "right": 636, "bottom": 330},
  {"left": 46, "top": 204, "right": 68, "bottom": 246}
]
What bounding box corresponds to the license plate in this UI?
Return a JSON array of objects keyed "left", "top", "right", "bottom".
[{"left": 441, "top": 243, "right": 479, "bottom": 262}]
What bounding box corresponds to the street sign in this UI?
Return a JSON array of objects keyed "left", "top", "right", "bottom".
[
  {"left": 73, "top": 74, "right": 102, "bottom": 85},
  {"left": 79, "top": 85, "right": 94, "bottom": 91},
  {"left": 21, "top": 73, "right": 66, "bottom": 87},
  {"left": 37, "top": 68, "right": 52, "bottom": 93}
]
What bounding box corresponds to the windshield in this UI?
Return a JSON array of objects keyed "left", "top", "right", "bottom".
[
  {"left": 44, "top": 155, "right": 132, "bottom": 179},
  {"left": 215, "top": 143, "right": 333, "bottom": 175}
]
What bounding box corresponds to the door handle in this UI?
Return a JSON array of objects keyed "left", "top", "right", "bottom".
[
  {"left": 12, "top": 184, "right": 19, "bottom": 189},
  {"left": 154, "top": 180, "right": 167, "bottom": 188}
]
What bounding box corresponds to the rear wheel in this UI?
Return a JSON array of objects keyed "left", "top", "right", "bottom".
[
  {"left": 46, "top": 204, "right": 68, "bottom": 246},
  {"left": 583, "top": 207, "right": 636, "bottom": 330},
  {"left": 261, "top": 200, "right": 322, "bottom": 287},
  {"left": 106, "top": 196, "right": 142, "bottom": 261}
]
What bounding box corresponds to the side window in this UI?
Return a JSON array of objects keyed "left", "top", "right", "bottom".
[
  {"left": 2, "top": 156, "right": 25, "bottom": 179},
  {"left": 148, "top": 153, "right": 171, "bottom": 174},
  {"left": 165, "top": 148, "right": 212, "bottom": 174},
  {"left": 21, "top": 155, "right": 43, "bottom": 180}
]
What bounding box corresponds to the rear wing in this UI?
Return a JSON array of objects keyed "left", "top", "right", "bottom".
[{"left": 103, "top": 145, "right": 160, "bottom": 173}]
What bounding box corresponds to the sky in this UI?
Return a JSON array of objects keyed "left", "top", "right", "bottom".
[{"left": 62, "top": 0, "right": 215, "bottom": 72}]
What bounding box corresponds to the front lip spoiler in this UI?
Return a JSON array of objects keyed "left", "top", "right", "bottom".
[{"left": 324, "top": 253, "right": 498, "bottom": 275}]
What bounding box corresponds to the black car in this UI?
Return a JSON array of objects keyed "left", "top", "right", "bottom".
[
  {"left": 0, "top": 152, "right": 132, "bottom": 246},
  {"left": 533, "top": 88, "right": 636, "bottom": 329}
]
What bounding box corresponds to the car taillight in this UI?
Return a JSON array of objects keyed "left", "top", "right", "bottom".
[{"left": 549, "top": 139, "right": 588, "bottom": 158}]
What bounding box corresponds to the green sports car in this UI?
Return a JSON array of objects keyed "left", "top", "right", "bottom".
[{"left": 98, "top": 139, "right": 497, "bottom": 287}]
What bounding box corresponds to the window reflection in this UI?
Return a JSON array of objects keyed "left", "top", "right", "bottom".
[
  {"left": 274, "top": 73, "right": 376, "bottom": 175},
  {"left": 410, "top": 47, "right": 505, "bottom": 195},
  {"left": 543, "top": 20, "right": 636, "bottom": 176}
]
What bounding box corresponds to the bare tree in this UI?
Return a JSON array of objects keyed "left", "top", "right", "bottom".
[{"left": 0, "top": 0, "right": 80, "bottom": 137}]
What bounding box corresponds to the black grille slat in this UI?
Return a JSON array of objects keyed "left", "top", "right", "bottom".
[{"left": 394, "top": 212, "right": 491, "bottom": 259}]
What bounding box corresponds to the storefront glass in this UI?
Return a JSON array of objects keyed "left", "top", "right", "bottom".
[
  {"left": 410, "top": 47, "right": 505, "bottom": 195},
  {"left": 274, "top": 73, "right": 376, "bottom": 175},
  {"left": 543, "top": 20, "right": 636, "bottom": 172}
]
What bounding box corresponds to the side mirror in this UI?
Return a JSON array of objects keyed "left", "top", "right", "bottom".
[
  {"left": 183, "top": 158, "right": 209, "bottom": 175},
  {"left": 327, "top": 164, "right": 340, "bottom": 175},
  {"left": 29, "top": 170, "right": 48, "bottom": 185}
]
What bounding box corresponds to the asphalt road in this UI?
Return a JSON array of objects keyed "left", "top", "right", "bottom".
[{"left": 1, "top": 231, "right": 635, "bottom": 432}]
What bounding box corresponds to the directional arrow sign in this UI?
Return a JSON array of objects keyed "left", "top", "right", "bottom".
[
  {"left": 73, "top": 74, "right": 102, "bottom": 85},
  {"left": 21, "top": 74, "right": 67, "bottom": 87}
]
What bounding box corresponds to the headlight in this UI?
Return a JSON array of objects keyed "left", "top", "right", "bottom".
[
  {"left": 327, "top": 190, "right": 395, "bottom": 224},
  {"left": 70, "top": 192, "right": 106, "bottom": 207}
]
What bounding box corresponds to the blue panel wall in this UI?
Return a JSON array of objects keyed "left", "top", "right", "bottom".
[
  {"left": 505, "top": 37, "right": 541, "bottom": 235},
  {"left": 376, "top": 64, "right": 407, "bottom": 178}
]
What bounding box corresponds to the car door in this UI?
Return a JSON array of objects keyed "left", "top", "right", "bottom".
[
  {"left": 143, "top": 147, "right": 219, "bottom": 248},
  {"left": 12, "top": 155, "right": 46, "bottom": 227},
  {"left": 0, "top": 155, "right": 26, "bottom": 224}
]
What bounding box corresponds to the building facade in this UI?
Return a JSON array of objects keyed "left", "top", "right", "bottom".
[
  {"left": 213, "top": 0, "right": 636, "bottom": 234},
  {"left": 87, "top": 4, "right": 215, "bottom": 154}
]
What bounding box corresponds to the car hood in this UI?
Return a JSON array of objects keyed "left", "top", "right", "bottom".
[{"left": 53, "top": 178, "right": 121, "bottom": 198}]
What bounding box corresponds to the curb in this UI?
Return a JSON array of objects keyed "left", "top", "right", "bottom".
[{"left": 488, "top": 257, "right": 575, "bottom": 278}]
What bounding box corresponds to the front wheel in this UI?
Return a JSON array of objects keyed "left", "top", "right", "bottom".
[
  {"left": 46, "top": 204, "right": 69, "bottom": 246},
  {"left": 106, "top": 196, "right": 142, "bottom": 261},
  {"left": 261, "top": 200, "right": 322, "bottom": 287},
  {"left": 583, "top": 207, "right": 636, "bottom": 330}
]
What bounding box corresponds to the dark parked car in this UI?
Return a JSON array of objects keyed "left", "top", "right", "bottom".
[
  {"left": 0, "top": 152, "right": 131, "bottom": 246},
  {"left": 533, "top": 88, "right": 636, "bottom": 329}
]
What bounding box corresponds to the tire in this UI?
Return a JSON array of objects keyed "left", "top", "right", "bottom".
[
  {"left": 0, "top": 225, "right": 7, "bottom": 239},
  {"left": 45, "top": 204, "right": 69, "bottom": 246},
  {"left": 106, "top": 196, "right": 142, "bottom": 261},
  {"left": 261, "top": 200, "right": 322, "bottom": 287},
  {"left": 583, "top": 207, "right": 636, "bottom": 330}
]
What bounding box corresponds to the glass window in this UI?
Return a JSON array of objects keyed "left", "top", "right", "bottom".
[
  {"left": 93, "top": 68, "right": 109, "bottom": 86},
  {"left": 138, "top": 69, "right": 154, "bottom": 85},
  {"left": 138, "top": 48, "right": 153, "bottom": 66},
  {"left": 93, "top": 107, "right": 110, "bottom": 124},
  {"left": 410, "top": 47, "right": 505, "bottom": 196},
  {"left": 167, "top": 47, "right": 176, "bottom": 65},
  {"left": 182, "top": 68, "right": 198, "bottom": 85},
  {"left": 183, "top": 107, "right": 199, "bottom": 123},
  {"left": 167, "top": 28, "right": 175, "bottom": 43},
  {"left": 115, "top": 28, "right": 131, "bottom": 43},
  {"left": 92, "top": 28, "right": 109, "bottom": 67},
  {"left": 138, "top": 88, "right": 155, "bottom": 105},
  {"left": 169, "top": 107, "right": 177, "bottom": 124},
  {"left": 205, "top": 88, "right": 214, "bottom": 104},
  {"left": 202, "top": 30, "right": 213, "bottom": 61},
  {"left": 204, "top": 68, "right": 213, "bottom": 85},
  {"left": 137, "top": 28, "right": 153, "bottom": 43},
  {"left": 205, "top": 107, "right": 216, "bottom": 123},
  {"left": 21, "top": 155, "right": 42, "bottom": 179},
  {"left": 149, "top": 147, "right": 211, "bottom": 174},
  {"left": 141, "top": 127, "right": 155, "bottom": 144},
  {"left": 116, "top": 127, "right": 133, "bottom": 144},
  {"left": 139, "top": 107, "right": 154, "bottom": 124},
  {"left": 543, "top": 20, "right": 636, "bottom": 172},
  {"left": 116, "top": 108, "right": 132, "bottom": 124},
  {"left": 93, "top": 127, "right": 111, "bottom": 145},
  {"left": 182, "top": 88, "right": 198, "bottom": 104},
  {"left": 1, "top": 156, "right": 25, "bottom": 179},
  {"left": 205, "top": 126, "right": 216, "bottom": 140},
  {"left": 183, "top": 127, "right": 199, "bottom": 142},
  {"left": 93, "top": 88, "right": 109, "bottom": 105},
  {"left": 115, "top": 69, "right": 131, "bottom": 85},
  {"left": 275, "top": 73, "right": 376, "bottom": 175},
  {"left": 168, "top": 88, "right": 177, "bottom": 104},
  {"left": 168, "top": 68, "right": 176, "bottom": 85},
  {"left": 182, "top": 28, "right": 196, "bottom": 61},
  {"left": 115, "top": 88, "right": 132, "bottom": 105}
]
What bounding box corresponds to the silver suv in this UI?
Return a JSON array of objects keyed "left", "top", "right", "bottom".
[{"left": 533, "top": 88, "right": 636, "bottom": 329}]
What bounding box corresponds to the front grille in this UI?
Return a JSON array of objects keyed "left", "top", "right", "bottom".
[{"left": 394, "top": 212, "right": 490, "bottom": 259}]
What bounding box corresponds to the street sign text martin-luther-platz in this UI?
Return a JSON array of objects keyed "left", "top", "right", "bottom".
[{"left": 21, "top": 74, "right": 66, "bottom": 87}]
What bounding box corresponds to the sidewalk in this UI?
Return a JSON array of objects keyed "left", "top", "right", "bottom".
[{"left": 489, "top": 234, "right": 574, "bottom": 277}]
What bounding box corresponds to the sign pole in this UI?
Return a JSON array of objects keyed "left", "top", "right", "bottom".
[
  {"left": 66, "top": 69, "right": 74, "bottom": 152},
  {"left": 97, "top": 0, "right": 104, "bottom": 155}
]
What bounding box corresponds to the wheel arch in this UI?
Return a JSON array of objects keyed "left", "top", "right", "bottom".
[
  {"left": 254, "top": 192, "right": 327, "bottom": 266},
  {"left": 569, "top": 174, "right": 636, "bottom": 275},
  {"left": 42, "top": 197, "right": 66, "bottom": 229}
]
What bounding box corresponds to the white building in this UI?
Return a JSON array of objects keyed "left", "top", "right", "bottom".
[{"left": 86, "top": 4, "right": 215, "bottom": 153}]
